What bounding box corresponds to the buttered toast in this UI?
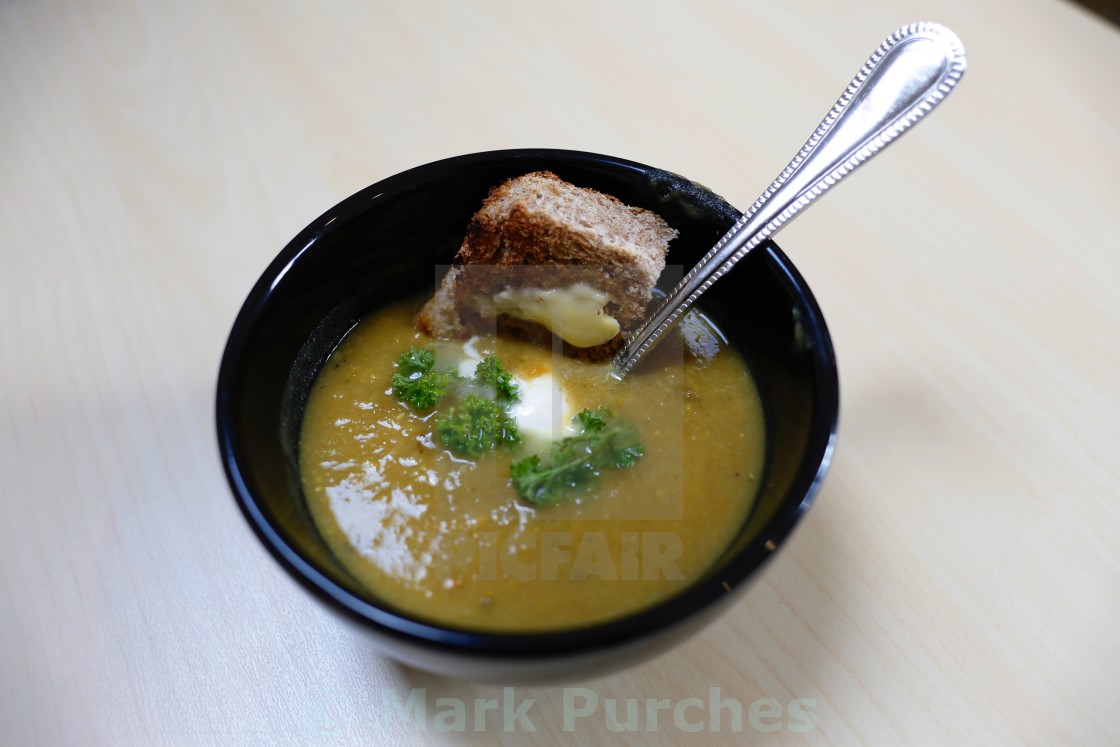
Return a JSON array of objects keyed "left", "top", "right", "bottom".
[{"left": 417, "top": 171, "right": 677, "bottom": 360}]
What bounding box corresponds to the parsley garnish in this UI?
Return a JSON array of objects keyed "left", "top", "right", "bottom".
[
  {"left": 510, "top": 407, "right": 644, "bottom": 505},
  {"left": 390, "top": 349, "right": 644, "bottom": 490},
  {"left": 390, "top": 346, "right": 457, "bottom": 410},
  {"left": 398, "top": 346, "right": 435, "bottom": 375},
  {"left": 473, "top": 355, "right": 520, "bottom": 404},
  {"left": 435, "top": 394, "right": 521, "bottom": 457}
]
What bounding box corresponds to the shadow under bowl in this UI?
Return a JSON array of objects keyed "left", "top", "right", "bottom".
[{"left": 216, "top": 148, "right": 839, "bottom": 682}]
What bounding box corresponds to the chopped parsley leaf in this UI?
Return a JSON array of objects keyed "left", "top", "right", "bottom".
[
  {"left": 435, "top": 394, "right": 521, "bottom": 457},
  {"left": 510, "top": 407, "right": 644, "bottom": 505},
  {"left": 390, "top": 346, "right": 457, "bottom": 410},
  {"left": 473, "top": 355, "right": 520, "bottom": 404}
]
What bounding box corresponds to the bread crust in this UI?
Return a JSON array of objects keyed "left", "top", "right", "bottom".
[{"left": 417, "top": 171, "right": 676, "bottom": 360}]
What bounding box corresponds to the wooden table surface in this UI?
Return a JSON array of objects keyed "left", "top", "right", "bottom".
[{"left": 3, "top": 1, "right": 1117, "bottom": 744}]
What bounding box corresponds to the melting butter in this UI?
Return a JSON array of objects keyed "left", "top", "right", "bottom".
[{"left": 490, "top": 283, "right": 620, "bottom": 348}]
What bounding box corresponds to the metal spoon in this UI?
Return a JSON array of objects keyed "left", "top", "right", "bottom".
[{"left": 611, "top": 22, "right": 967, "bottom": 379}]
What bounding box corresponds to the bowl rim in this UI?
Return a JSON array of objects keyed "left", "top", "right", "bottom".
[{"left": 215, "top": 147, "right": 839, "bottom": 659}]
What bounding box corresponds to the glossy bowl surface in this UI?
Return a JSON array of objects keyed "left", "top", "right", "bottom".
[{"left": 216, "top": 149, "right": 838, "bottom": 681}]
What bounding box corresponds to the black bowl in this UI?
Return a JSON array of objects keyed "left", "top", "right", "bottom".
[{"left": 216, "top": 149, "right": 838, "bottom": 681}]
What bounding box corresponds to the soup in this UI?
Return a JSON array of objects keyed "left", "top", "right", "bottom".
[{"left": 298, "top": 297, "right": 765, "bottom": 632}]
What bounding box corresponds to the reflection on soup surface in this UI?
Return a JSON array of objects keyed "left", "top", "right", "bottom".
[{"left": 299, "top": 298, "right": 766, "bottom": 632}]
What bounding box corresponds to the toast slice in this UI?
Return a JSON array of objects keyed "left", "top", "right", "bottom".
[{"left": 417, "top": 171, "right": 677, "bottom": 360}]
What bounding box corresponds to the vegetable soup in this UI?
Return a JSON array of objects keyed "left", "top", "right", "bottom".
[{"left": 298, "top": 298, "right": 765, "bottom": 632}]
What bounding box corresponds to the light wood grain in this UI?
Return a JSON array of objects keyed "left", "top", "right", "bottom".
[{"left": 2, "top": 0, "right": 1117, "bottom": 744}]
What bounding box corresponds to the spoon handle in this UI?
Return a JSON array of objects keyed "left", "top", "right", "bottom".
[{"left": 612, "top": 22, "right": 966, "bottom": 379}]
